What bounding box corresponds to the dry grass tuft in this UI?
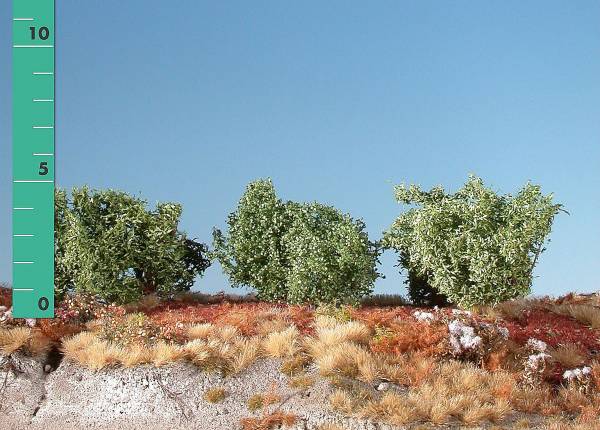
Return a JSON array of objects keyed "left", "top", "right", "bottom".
[
  {"left": 203, "top": 386, "right": 227, "bottom": 403},
  {"left": 549, "top": 343, "right": 587, "bottom": 368},
  {"left": 315, "top": 321, "right": 371, "bottom": 346},
  {"left": 151, "top": 341, "right": 184, "bottom": 366},
  {"left": 256, "top": 317, "right": 290, "bottom": 337},
  {"left": 60, "top": 332, "right": 122, "bottom": 370},
  {"left": 230, "top": 337, "right": 262, "bottom": 374},
  {"left": 216, "top": 325, "right": 242, "bottom": 343},
  {"left": 186, "top": 323, "right": 214, "bottom": 340},
  {"left": 262, "top": 326, "right": 299, "bottom": 358},
  {"left": 183, "top": 338, "right": 236, "bottom": 371},
  {"left": 27, "top": 330, "right": 53, "bottom": 355},
  {"left": 0, "top": 327, "right": 32, "bottom": 355},
  {"left": 549, "top": 304, "right": 600, "bottom": 329},
  {"left": 360, "top": 391, "right": 418, "bottom": 425},
  {"left": 314, "top": 342, "right": 379, "bottom": 382},
  {"left": 280, "top": 354, "right": 309, "bottom": 376},
  {"left": 247, "top": 392, "right": 281, "bottom": 412},
  {"left": 493, "top": 298, "right": 543, "bottom": 321},
  {"left": 240, "top": 411, "right": 297, "bottom": 430},
  {"left": 288, "top": 374, "right": 315, "bottom": 389},
  {"left": 62, "top": 332, "right": 118, "bottom": 370},
  {"left": 329, "top": 389, "right": 355, "bottom": 414},
  {"left": 118, "top": 344, "right": 152, "bottom": 367},
  {"left": 125, "top": 293, "right": 161, "bottom": 312}
]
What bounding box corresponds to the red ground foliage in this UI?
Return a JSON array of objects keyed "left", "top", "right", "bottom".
[
  {"left": 0, "top": 287, "right": 11, "bottom": 308},
  {"left": 503, "top": 308, "right": 600, "bottom": 353},
  {"left": 145, "top": 301, "right": 315, "bottom": 337}
]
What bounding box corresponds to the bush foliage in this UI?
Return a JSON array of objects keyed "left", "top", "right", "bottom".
[
  {"left": 55, "top": 187, "right": 210, "bottom": 304},
  {"left": 383, "top": 176, "right": 563, "bottom": 307},
  {"left": 213, "top": 179, "right": 380, "bottom": 304}
]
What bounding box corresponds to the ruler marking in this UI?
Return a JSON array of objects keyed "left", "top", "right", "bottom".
[
  {"left": 13, "top": 0, "right": 55, "bottom": 318},
  {"left": 13, "top": 45, "right": 54, "bottom": 48}
]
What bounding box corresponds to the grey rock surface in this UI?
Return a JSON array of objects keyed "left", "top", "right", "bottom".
[{"left": 0, "top": 353, "right": 398, "bottom": 430}]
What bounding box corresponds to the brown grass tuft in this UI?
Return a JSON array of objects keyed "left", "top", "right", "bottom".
[
  {"left": 550, "top": 343, "right": 587, "bottom": 368},
  {"left": 315, "top": 321, "right": 371, "bottom": 346},
  {"left": 549, "top": 304, "right": 600, "bottom": 329},
  {"left": 230, "top": 337, "right": 262, "bottom": 374},
  {"left": 186, "top": 323, "right": 214, "bottom": 340},
  {"left": 262, "top": 326, "right": 299, "bottom": 358},
  {"left": 288, "top": 374, "right": 315, "bottom": 389},
  {"left": 0, "top": 327, "right": 32, "bottom": 355},
  {"left": 240, "top": 411, "right": 297, "bottom": 430},
  {"left": 151, "top": 341, "right": 184, "bottom": 366},
  {"left": 329, "top": 389, "right": 355, "bottom": 414},
  {"left": 247, "top": 392, "right": 281, "bottom": 412},
  {"left": 280, "top": 354, "right": 309, "bottom": 376},
  {"left": 203, "top": 387, "right": 227, "bottom": 403},
  {"left": 117, "top": 344, "right": 152, "bottom": 367}
]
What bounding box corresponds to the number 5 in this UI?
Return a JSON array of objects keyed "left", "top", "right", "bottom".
[{"left": 38, "top": 162, "right": 48, "bottom": 176}]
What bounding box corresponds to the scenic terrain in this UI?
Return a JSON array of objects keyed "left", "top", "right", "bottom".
[{"left": 1, "top": 288, "right": 599, "bottom": 430}]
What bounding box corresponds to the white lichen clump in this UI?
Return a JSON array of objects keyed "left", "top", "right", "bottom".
[
  {"left": 413, "top": 310, "right": 435, "bottom": 323},
  {"left": 526, "top": 338, "right": 547, "bottom": 352},
  {"left": 563, "top": 366, "right": 592, "bottom": 381},
  {"left": 448, "top": 320, "right": 482, "bottom": 354}
]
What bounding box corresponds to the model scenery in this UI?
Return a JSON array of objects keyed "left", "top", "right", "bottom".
[{"left": 1, "top": 176, "right": 598, "bottom": 430}]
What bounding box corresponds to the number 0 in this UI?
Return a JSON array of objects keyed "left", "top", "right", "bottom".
[{"left": 38, "top": 297, "right": 49, "bottom": 311}]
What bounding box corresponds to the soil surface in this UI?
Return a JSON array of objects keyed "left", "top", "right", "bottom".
[{"left": 1, "top": 352, "right": 402, "bottom": 430}]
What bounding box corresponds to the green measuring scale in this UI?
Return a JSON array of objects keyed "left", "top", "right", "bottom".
[{"left": 12, "top": 0, "right": 55, "bottom": 318}]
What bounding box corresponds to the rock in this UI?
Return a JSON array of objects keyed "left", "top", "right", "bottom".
[
  {"left": 44, "top": 364, "right": 52, "bottom": 373},
  {"left": 376, "top": 382, "right": 390, "bottom": 391}
]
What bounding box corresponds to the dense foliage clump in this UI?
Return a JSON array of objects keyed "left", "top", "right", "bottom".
[
  {"left": 213, "top": 179, "right": 380, "bottom": 304},
  {"left": 383, "top": 176, "right": 563, "bottom": 307},
  {"left": 55, "top": 187, "right": 210, "bottom": 304}
]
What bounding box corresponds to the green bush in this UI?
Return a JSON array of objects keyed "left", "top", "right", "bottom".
[
  {"left": 399, "top": 253, "right": 451, "bottom": 307},
  {"left": 213, "top": 179, "right": 380, "bottom": 304},
  {"left": 383, "top": 176, "right": 564, "bottom": 307},
  {"left": 55, "top": 187, "right": 210, "bottom": 304}
]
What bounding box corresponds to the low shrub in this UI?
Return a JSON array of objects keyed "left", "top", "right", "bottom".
[
  {"left": 213, "top": 179, "right": 380, "bottom": 305},
  {"left": 383, "top": 175, "right": 563, "bottom": 307},
  {"left": 55, "top": 187, "right": 211, "bottom": 304}
]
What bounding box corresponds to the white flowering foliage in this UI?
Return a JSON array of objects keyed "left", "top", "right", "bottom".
[
  {"left": 526, "top": 352, "right": 551, "bottom": 370},
  {"left": 451, "top": 309, "right": 472, "bottom": 317},
  {"left": 563, "top": 366, "right": 592, "bottom": 381},
  {"left": 413, "top": 310, "right": 435, "bottom": 323},
  {"left": 448, "top": 319, "right": 482, "bottom": 355},
  {"left": 526, "top": 338, "right": 548, "bottom": 353},
  {"left": 522, "top": 338, "right": 552, "bottom": 386},
  {"left": 383, "top": 176, "right": 564, "bottom": 306}
]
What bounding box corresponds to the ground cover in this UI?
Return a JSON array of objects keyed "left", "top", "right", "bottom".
[{"left": 1, "top": 288, "right": 599, "bottom": 429}]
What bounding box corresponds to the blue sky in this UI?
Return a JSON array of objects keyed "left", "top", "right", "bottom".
[{"left": 1, "top": 1, "right": 599, "bottom": 297}]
